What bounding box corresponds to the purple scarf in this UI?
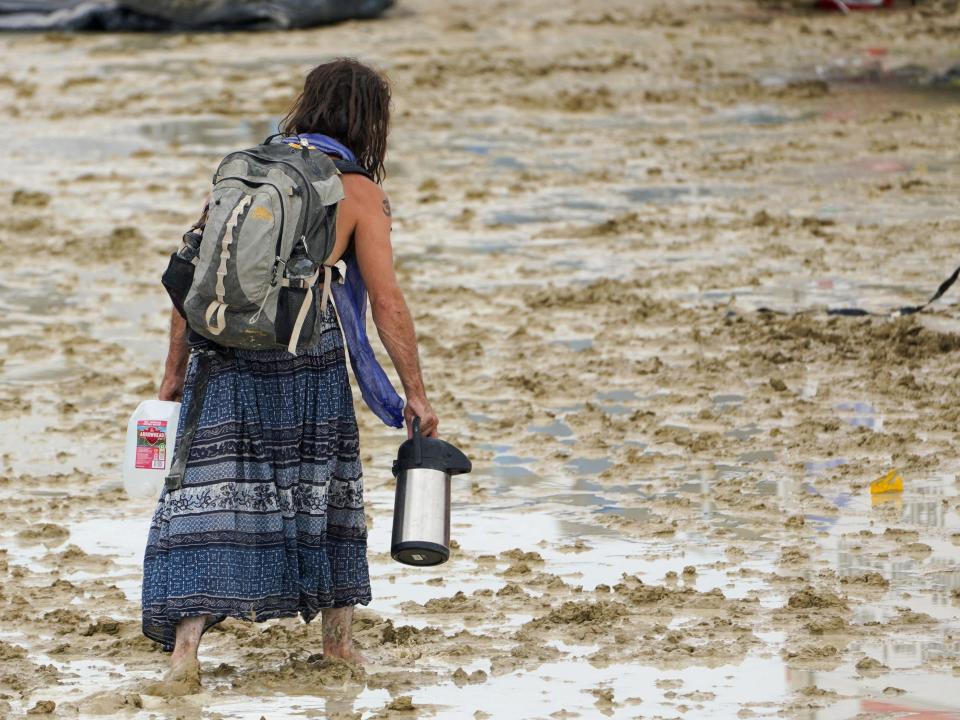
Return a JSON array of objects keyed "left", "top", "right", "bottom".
[{"left": 284, "top": 133, "right": 405, "bottom": 428}]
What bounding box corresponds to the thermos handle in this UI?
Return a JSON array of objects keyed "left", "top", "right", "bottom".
[{"left": 412, "top": 416, "right": 422, "bottom": 466}]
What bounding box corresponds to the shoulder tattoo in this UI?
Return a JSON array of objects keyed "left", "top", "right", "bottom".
[{"left": 382, "top": 197, "right": 392, "bottom": 217}]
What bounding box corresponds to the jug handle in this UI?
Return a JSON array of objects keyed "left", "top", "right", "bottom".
[{"left": 412, "top": 416, "right": 422, "bottom": 466}]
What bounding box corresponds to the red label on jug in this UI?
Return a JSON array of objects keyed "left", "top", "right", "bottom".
[{"left": 136, "top": 420, "right": 168, "bottom": 470}]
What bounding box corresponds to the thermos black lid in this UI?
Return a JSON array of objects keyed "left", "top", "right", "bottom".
[{"left": 392, "top": 417, "right": 472, "bottom": 476}]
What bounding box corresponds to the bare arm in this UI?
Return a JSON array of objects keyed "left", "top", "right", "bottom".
[
  {"left": 158, "top": 200, "right": 208, "bottom": 402},
  {"left": 349, "top": 179, "right": 438, "bottom": 437},
  {"left": 159, "top": 308, "right": 190, "bottom": 402}
]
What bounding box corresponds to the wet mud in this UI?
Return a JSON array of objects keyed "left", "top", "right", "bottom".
[{"left": 1, "top": 0, "right": 960, "bottom": 717}]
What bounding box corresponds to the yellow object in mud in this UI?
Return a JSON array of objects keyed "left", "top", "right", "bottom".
[{"left": 870, "top": 469, "right": 904, "bottom": 495}]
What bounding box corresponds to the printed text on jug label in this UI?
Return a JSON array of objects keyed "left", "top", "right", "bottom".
[{"left": 136, "top": 420, "right": 167, "bottom": 470}]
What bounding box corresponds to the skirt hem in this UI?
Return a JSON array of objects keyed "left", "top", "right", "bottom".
[{"left": 143, "top": 590, "right": 373, "bottom": 651}]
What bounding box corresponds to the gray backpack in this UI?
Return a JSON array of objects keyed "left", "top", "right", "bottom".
[{"left": 162, "top": 135, "right": 345, "bottom": 354}]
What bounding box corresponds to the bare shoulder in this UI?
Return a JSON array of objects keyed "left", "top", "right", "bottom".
[{"left": 340, "top": 173, "right": 389, "bottom": 214}]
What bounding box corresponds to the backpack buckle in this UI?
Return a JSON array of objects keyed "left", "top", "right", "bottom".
[{"left": 270, "top": 257, "right": 286, "bottom": 286}]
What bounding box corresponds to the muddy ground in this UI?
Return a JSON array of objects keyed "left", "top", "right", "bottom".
[{"left": 0, "top": 0, "right": 959, "bottom": 717}]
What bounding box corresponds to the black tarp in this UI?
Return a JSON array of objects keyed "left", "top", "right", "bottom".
[{"left": 0, "top": 0, "right": 393, "bottom": 31}]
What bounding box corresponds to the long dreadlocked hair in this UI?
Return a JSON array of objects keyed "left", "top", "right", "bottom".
[{"left": 280, "top": 58, "right": 391, "bottom": 183}]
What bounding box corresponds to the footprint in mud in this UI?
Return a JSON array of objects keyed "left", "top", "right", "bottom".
[
  {"left": 74, "top": 691, "right": 144, "bottom": 715},
  {"left": 228, "top": 655, "right": 366, "bottom": 695}
]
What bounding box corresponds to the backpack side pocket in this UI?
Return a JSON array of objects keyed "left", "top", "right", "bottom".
[
  {"left": 275, "top": 285, "right": 317, "bottom": 355},
  {"left": 161, "top": 251, "right": 196, "bottom": 319}
]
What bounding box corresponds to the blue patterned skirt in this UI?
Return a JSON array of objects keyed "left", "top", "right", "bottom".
[{"left": 141, "top": 306, "right": 371, "bottom": 650}]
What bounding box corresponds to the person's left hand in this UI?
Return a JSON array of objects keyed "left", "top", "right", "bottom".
[{"left": 404, "top": 395, "right": 438, "bottom": 438}]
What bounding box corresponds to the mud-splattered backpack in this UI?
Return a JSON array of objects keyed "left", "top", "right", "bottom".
[{"left": 162, "top": 135, "right": 345, "bottom": 354}]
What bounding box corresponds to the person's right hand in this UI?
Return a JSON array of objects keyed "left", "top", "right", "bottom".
[
  {"left": 158, "top": 374, "right": 184, "bottom": 402},
  {"left": 404, "top": 396, "right": 438, "bottom": 438}
]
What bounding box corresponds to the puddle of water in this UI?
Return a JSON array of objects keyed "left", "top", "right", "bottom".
[
  {"left": 596, "top": 390, "right": 637, "bottom": 402},
  {"left": 806, "top": 471, "right": 960, "bottom": 626},
  {"left": 552, "top": 337, "right": 594, "bottom": 352},
  {"left": 711, "top": 103, "right": 814, "bottom": 126},
  {"left": 479, "top": 464, "right": 540, "bottom": 482},
  {"left": 529, "top": 420, "right": 573, "bottom": 438},
  {"left": 490, "top": 155, "right": 525, "bottom": 171},
  {"left": 0, "top": 267, "right": 166, "bottom": 379},
  {"left": 137, "top": 116, "right": 277, "bottom": 152},
  {"left": 491, "top": 210, "right": 545, "bottom": 225},
  {"left": 411, "top": 652, "right": 797, "bottom": 720},
  {"left": 805, "top": 458, "right": 849, "bottom": 475},
  {"left": 7, "top": 441, "right": 955, "bottom": 719},
  {"left": 624, "top": 184, "right": 751, "bottom": 205},
  {"left": 466, "top": 411, "right": 495, "bottom": 423},
  {"left": 697, "top": 275, "right": 933, "bottom": 317},
  {"left": 1, "top": 359, "right": 83, "bottom": 384},
  {"left": 206, "top": 691, "right": 392, "bottom": 720},
  {"left": 493, "top": 454, "right": 536, "bottom": 466},
  {"left": 737, "top": 449, "right": 778, "bottom": 464},
  {"left": 835, "top": 401, "right": 884, "bottom": 431},
  {"left": 597, "top": 402, "right": 632, "bottom": 416},
  {"left": 476, "top": 442, "right": 512, "bottom": 454},
  {"left": 713, "top": 393, "right": 746, "bottom": 407},
  {"left": 726, "top": 424, "right": 763, "bottom": 441},
  {"left": 566, "top": 457, "right": 614, "bottom": 474},
  {"left": 0, "top": 133, "right": 144, "bottom": 167}
]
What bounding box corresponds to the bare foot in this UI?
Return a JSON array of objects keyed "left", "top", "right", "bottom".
[
  {"left": 321, "top": 606, "right": 364, "bottom": 665},
  {"left": 142, "top": 657, "right": 201, "bottom": 697},
  {"left": 324, "top": 647, "right": 367, "bottom": 665}
]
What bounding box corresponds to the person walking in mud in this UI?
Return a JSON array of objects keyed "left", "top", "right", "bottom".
[{"left": 141, "top": 58, "right": 439, "bottom": 692}]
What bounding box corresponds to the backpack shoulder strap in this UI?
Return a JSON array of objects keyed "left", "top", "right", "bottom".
[{"left": 333, "top": 158, "right": 375, "bottom": 181}]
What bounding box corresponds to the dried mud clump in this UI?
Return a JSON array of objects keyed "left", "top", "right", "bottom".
[
  {"left": 883, "top": 528, "right": 920, "bottom": 542},
  {"left": 614, "top": 577, "right": 740, "bottom": 612},
  {"left": 803, "top": 616, "right": 848, "bottom": 635},
  {"left": 782, "top": 644, "right": 841, "bottom": 666},
  {"left": 0, "top": 640, "right": 26, "bottom": 661},
  {"left": 780, "top": 547, "right": 810, "bottom": 564},
  {"left": 26, "top": 700, "right": 56, "bottom": 715},
  {"left": 408, "top": 591, "right": 488, "bottom": 615},
  {"left": 525, "top": 600, "right": 630, "bottom": 630},
  {"left": 16, "top": 523, "right": 69, "bottom": 544},
  {"left": 891, "top": 607, "right": 936, "bottom": 625},
  {"left": 584, "top": 211, "right": 646, "bottom": 237},
  {"left": 784, "top": 515, "right": 805, "bottom": 529},
  {"left": 500, "top": 548, "right": 544, "bottom": 562},
  {"left": 386, "top": 695, "right": 415, "bottom": 711},
  {"left": 0, "top": 641, "right": 60, "bottom": 698},
  {"left": 840, "top": 572, "right": 889, "bottom": 588},
  {"left": 517, "top": 599, "right": 630, "bottom": 644},
  {"left": 855, "top": 656, "right": 889, "bottom": 675},
  {"left": 733, "top": 315, "right": 960, "bottom": 366},
  {"left": 381, "top": 621, "right": 444, "bottom": 646},
  {"left": 785, "top": 588, "right": 849, "bottom": 611},
  {"left": 231, "top": 656, "right": 365, "bottom": 695},
  {"left": 452, "top": 667, "right": 488, "bottom": 686},
  {"left": 11, "top": 190, "right": 50, "bottom": 207}
]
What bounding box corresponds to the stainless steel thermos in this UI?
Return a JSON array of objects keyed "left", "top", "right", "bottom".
[{"left": 391, "top": 417, "right": 472, "bottom": 566}]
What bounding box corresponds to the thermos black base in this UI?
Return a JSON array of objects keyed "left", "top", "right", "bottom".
[{"left": 392, "top": 541, "right": 449, "bottom": 567}]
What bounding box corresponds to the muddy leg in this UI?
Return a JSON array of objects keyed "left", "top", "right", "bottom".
[
  {"left": 322, "top": 606, "right": 363, "bottom": 663},
  {"left": 144, "top": 616, "right": 205, "bottom": 696},
  {"left": 170, "top": 616, "right": 205, "bottom": 677}
]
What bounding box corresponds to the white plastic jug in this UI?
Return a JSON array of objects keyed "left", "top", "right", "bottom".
[{"left": 122, "top": 400, "right": 181, "bottom": 499}]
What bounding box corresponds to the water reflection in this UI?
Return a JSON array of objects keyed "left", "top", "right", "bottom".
[
  {"left": 835, "top": 401, "right": 883, "bottom": 431},
  {"left": 138, "top": 116, "right": 278, "bottom": 151}
]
